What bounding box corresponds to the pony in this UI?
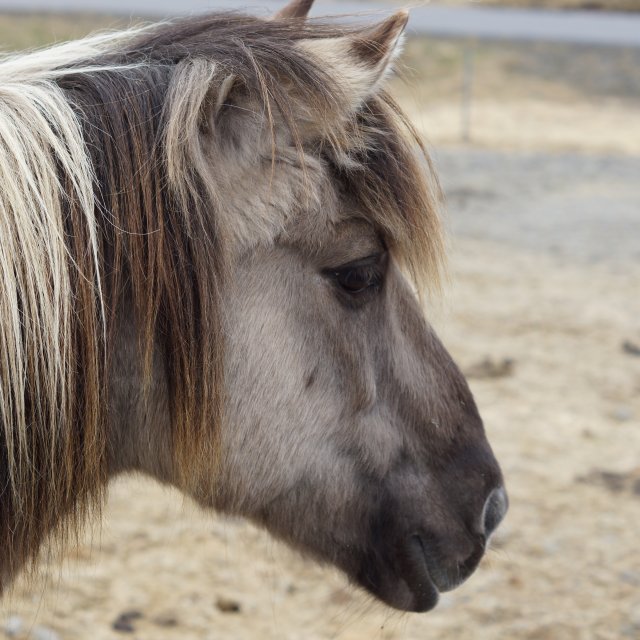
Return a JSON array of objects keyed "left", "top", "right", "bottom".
[{"left": 0, "top": 0, "right": 507, "bottom": 612}]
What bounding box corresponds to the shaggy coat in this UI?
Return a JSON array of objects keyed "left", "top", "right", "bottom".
[{"left": 0, "top": 2, "right": 505, "bottom": 611}]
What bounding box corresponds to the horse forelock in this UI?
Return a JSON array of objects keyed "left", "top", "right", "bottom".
[{"left": 0, "top": 12, "right": 444, "bottom": 584}]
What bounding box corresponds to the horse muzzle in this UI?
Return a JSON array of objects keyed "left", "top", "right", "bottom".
[{"left": 357, "top": 485, "right": 508, "bottom": 612}]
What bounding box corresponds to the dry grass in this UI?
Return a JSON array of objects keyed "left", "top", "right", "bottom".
[
  {"left": 390, "top": 36, "right": 640, "bottom": 152},
  {"left": 487, "top": 0, "right": 640, "bottom": 9},
  {"left": 480, "top": 0, "right": 640, "bottom": 10},
  {"left": 393, "top": 0, "right": 640, "bottom": 11},
  {"left": 5, "top": 12, "right": 638, "bottom": 101},
  {"left": 395, "top": 36, "right": 640, "bottom": 102},
  {"left": 1, "top": 10, "right": 639, "bottom": 155},
  {"left": 0, "top": 12, "right": 130, "bottom": 53}
]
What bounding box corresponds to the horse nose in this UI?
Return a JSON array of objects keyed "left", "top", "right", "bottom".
[
  {"left": 420, "top": 486, "right": 508, "bottom": 593},
  {"left": 482, "top": 486, "right": 508, "bottom": 538}
]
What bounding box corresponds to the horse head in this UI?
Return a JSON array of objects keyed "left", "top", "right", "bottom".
[{"left": 0, "top": 0, "right": 507, "bottom": 611}]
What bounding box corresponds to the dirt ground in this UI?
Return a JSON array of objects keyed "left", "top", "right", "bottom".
[
  {"left": 1, "top": 13, "right": 640, "bottom": 640},
  {"left": 3, "top": 184, "right": 639, "bottom": 639}
]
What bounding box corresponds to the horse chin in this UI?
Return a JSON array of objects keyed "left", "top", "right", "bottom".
[
  {"left": 354, "top": 536, "right": 440, "bottom": 613},
  {"left": 362, "top": 574, "right": 439, "bottom": 613}
]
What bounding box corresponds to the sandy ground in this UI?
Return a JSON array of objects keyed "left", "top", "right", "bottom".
[
  {"left": 406, "top": 98, "right": 640, "bottom": 155},
  {"left": 1, "top": 14, "right": 640, "bottom": 640},
  {"left": 1, "top": 145, "right": 639, "bottom": 639}
]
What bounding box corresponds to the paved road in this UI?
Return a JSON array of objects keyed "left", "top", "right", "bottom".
[{"left": 1, "top": 1, "right": 640, "bottom": 48}]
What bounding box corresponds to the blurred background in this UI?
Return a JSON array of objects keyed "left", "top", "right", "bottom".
[{"left": 0, "top": 1, "right": 639, "bottom": 639}]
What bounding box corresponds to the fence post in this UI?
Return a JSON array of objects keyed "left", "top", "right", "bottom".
[{"left": 461, "top": 40, "right": 476, "bottom": 143}]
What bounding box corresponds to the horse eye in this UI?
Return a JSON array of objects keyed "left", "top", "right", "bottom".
[
  {"left": 335, "top": 267, "right": 377, "bottom": 294},
  {"left": 326, "top": 253, "right": 386, "bottom": 298}
]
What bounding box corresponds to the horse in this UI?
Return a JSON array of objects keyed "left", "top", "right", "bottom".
[{"left": 0, "top": 0, "right": 507, "bottom": 612}]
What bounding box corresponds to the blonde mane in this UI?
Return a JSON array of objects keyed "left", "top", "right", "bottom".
[{"left": 0, "top": 12, "right": 443, "bottom": 584}]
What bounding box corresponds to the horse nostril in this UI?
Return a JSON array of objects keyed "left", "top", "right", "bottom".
[{"left": 482, "top": 486, "right": 508, "bottom": 537}]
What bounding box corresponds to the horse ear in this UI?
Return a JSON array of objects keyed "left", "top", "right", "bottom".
[
  {"left": 300, "top": 11, "right": 409, "bottom": 109},
  {"left": 274, "top": 0, "right": 314, "bottom": 20}
]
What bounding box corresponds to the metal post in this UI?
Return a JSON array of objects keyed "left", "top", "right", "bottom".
[{"left": 461, "top": 41, "right": 475, "bottom": 143}]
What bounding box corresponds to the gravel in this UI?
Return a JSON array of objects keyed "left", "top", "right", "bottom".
[{"left": 433, "top": 147, "right": 640, "bottom": 264}]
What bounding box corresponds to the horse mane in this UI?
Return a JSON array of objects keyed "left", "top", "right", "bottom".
[{"left": 0, "top": 13, "right": 443, "bottom": 582}]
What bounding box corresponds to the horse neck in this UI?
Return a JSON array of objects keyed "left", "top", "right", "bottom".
[{"left": 106, "top": 303, "right": 175, "bottom": 483}]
